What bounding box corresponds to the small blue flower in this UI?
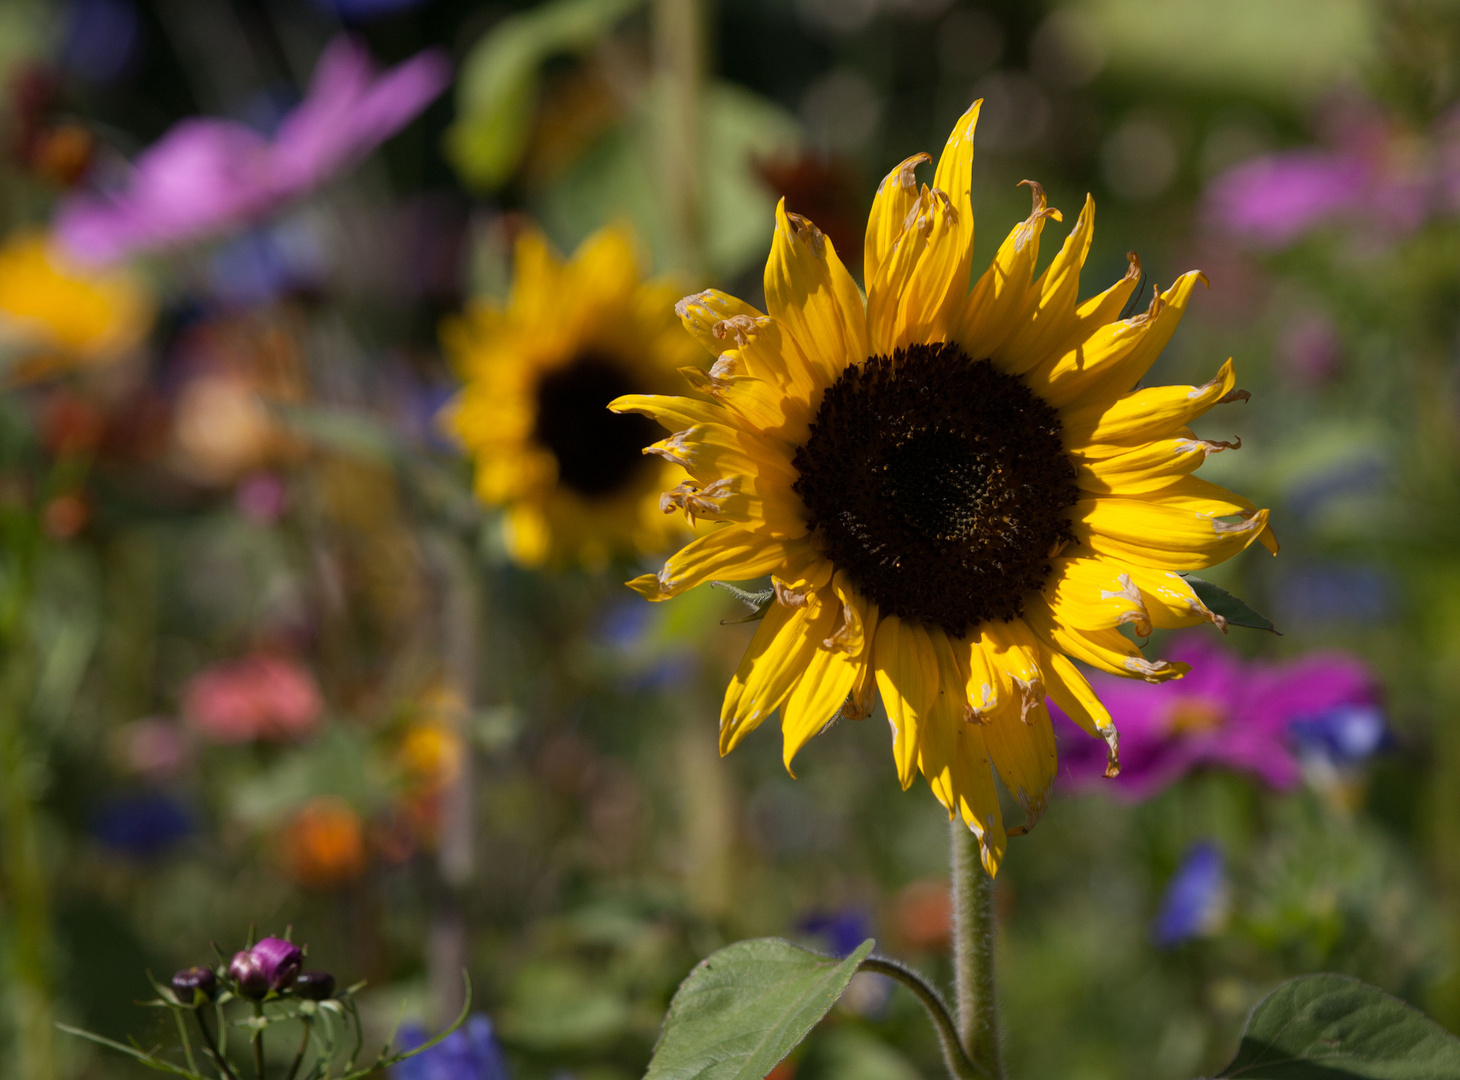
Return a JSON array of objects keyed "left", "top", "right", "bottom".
[
  {"left": 1151, "top": 842, "right": 1228, "bottom": 949},
  {"left": 392, "top": 1014, "right": 509, "bottom": 1080},
  {"left": 1290, "top": 703, "right": 1391, "bottom": 767},
  {"left": 90, "top": 793, "right": 193, "bottom": 858},
  {"left": 798, "top": 910, "right": 873, "bottom": 959}
]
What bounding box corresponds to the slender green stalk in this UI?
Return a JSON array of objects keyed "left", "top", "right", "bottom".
[
  {"left": 951, "top": 821, "right": 1003, "bottom": 1080},
  {"left": 860, "top": 956, "right": 983, "bottom": 1080},
  {"left": 253, "top": 1002, "right": 265, "bottom": 1080},
  {"left": 284, "top": 1016, "right": 313, "bottom": 1080},
  {"left": 193, "top": 1008, "right": 241, "bottom": 1080}
]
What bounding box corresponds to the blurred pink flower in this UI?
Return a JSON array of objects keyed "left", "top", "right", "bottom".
[
  {"left": 1203, "top": 102, "right": 1444, "bottom": 249},
  {"left": 55, "top": 36, "right": 449, "bottom": 264},
  {"left": 182, "top": 654, "right": 323, "bottom": 743},
  {"left": 1052, "top": 637, "right": 1381, "bottom": 801}
]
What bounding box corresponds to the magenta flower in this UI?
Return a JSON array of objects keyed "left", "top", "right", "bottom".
[
  {"left": 250, "top": 937, "right": 304, "bottom": 990},
  {"left": 1052, "top": 637, "right": 1382, "bottom": 801},
  {"left": 1202, "top": 101, "right": 1441, "bottom": 249},
  {"left": 55, "top": 36, "right": 449, "bottom": 264}
]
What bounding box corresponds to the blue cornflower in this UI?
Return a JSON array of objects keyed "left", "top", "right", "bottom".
[
  {"left": 1151, "top": 842, "right": 1228, "bottom": 949},
  {"left": 1290, "top": 702, "right": 1391, "bottom": 767},
  {"left": 798, "top": 910, "right": 873, "bottom": 959},
  {"left": 392, "top": 1014, "right": 509, "bottom": 1080},
  {"left": 90, "top": 793, "right": 193, "bottom": 857}
]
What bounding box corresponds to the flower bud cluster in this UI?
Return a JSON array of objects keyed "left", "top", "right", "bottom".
[{"left": 171, "top": 934, "right": 337, "bottom": 1006}]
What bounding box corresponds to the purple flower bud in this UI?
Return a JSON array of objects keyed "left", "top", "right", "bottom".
[
  {"left": 250, "top": 936, "right": 304, "bottom": 990},
  {"left": 171, "top": 966, "right": 218, "bottom": 1004},
  {"left": 229, "top": 950, "right": 269, "bottom": 999},
  {"left": 294, "top": 970, "right": 335, "bottom": 1000}
]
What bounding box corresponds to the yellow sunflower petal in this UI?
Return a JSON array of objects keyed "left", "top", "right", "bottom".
[
  {"left": 630, "top": 526, "right": 808, "bottom": 600},
  {"left": 1045, "top": 555, "right": 1153, "bottom": 636},
  {"left": 879, "top": 100, "right": 982, "bottom": 350},
  {"left": 865, "top": 152, "right": 931, "bottom": 295},
  {"left": 506, "top": 228, "right": 563, "bottom": 324},
  {"left": 1031, "top": 271, "right": 1207, "bottom": 411},
  {"left": 1073, "top": 430, "right": 1239, "bottom": 494},
  {"left": 1073, "top": 478, "right": 1273, "bottom": 571},
  {"left": 764, "top": 200, "right": 868, "bottom": 385},
  {"left": 781, "top": 609, "right": 861, "bottom": 773},
  {"left": 917, "top": 629, "right": 976, "bottom": 811},
  {"left": 674, "top": 288, "right": 766, "bottom": 356},
  {"left": 994, "top": 193, "right": 1095, "bottom": 375},
  {"left": 1041, "top": 648, "right": 1119, "bottom": 776},
  {"left": 1106, "top": 559, "right": 1229, "bottom": 630},
  {"left": 981, "top": 698, "right": 1058, "bottom": 833},
  {"left": 873, "top": 615, "right": 940, "bottom": 790},
  {"left": 1062, "top": 358, "right": 1247, "bottom": 446},
  {"left": 646, "top": 423, "right": 800, "bottom": 495},
  {"left": 1024, "top": 595, "right": 1188, "bottom": 682},
  {"left": 721, "top": 598, "right": 822, "bottom": 754},
  {"left": 953, "top": 181, "right": 1062, "bottom": 362},
  {"left": 610, "top": 393, "right": 725, "bottom": 431},
  {"left": 1065, "top": 251, "right": 1142, "bottom": 345}
]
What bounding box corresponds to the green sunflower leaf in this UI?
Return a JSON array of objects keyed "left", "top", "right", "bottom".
[
  {"left": 711, "top": 581, "right": 775, "bottom": 624},
  {"left": 644, "top": 937, "right": 874, "bottom": 1080},
  {"left": 1215, "top": 973, "right": 1460, "bottom": 1078},
  {"left": 1183, "top": 576, "right": 1280, "bottom": 634}
]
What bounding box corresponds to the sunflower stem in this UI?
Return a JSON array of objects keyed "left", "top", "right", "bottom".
[{"left": 951, "top": 820, "right": 1002, "bottom": 1080}]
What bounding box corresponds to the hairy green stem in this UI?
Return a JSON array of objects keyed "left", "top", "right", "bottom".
[
  {"left": 860, "top": 956, "right": 983, "bottom": 1080},
  {"left": 951, "top": 820, "right": 1003, "bottom": 1079}
]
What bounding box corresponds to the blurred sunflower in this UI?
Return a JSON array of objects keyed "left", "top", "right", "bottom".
[
  {"left": 0, "top": 231, "right": 152, "bottom": 380},
  {"left": 615, "top": 101, "right": 1277, "bottom": 874},
  {"left": 444, "top": 225, "right": 702, "bottom": 568}
]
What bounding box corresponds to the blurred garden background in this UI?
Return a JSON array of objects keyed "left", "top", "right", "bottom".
[{"left": 0, "top": 0, "right": 1457, "bottom": 1077}]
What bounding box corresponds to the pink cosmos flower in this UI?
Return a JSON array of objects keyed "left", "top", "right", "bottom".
[
  {"left": 182, "top": 654, "right": 323, "bottom": 743},
  {"left": 1053, "top": 637, "right": 1382, "bottom": 801},
  {"left": 1203, "top": 100, "right": 1442, "bottom": 249},
  {"left": 55, "top": 36, "right": 449, "bottom": 264}
]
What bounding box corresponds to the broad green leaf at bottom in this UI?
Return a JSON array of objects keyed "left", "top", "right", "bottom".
[
  {"left": 1216, "top": 973, "right": 1460, "bottom": 1078},
  {"left": 644, "top": 937, "right": 874, "bottom": 1080}
]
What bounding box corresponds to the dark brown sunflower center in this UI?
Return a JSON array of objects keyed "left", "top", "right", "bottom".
[
  {"left": 791, "top": 342, "right": 1077, "bottom": 635},
  {"left": 533, "top": 352, "right": 659, "bottom": 499}
]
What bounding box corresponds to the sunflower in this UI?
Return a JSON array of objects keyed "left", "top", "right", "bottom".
[
  {"left": 445, "top": 225, "right": 703, "bottom": 568},
  {"left": 0, "top": 231, "right": 153, "bottom": 380},
  {"left": 612, "top": 102, "right": 1277, "bottom": 875}
]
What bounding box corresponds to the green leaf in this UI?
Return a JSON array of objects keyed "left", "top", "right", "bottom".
[
  {"left": 644, "top": 937, "right": 874, "bottom": 1080},
  {"left": 1215, "top": 973, "right": 1460, "bottom": 1078},
  {"left": 1184, "top": 575, "right": 1280, "bottom": 634},
  {"left": 446, "top": 0, "right": 644, "bottom": 190},
  {"left": 711, "top": 581, "right": 775, "bottom": 624}
]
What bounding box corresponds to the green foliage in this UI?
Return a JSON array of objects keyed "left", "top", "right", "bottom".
[
  {"left": 447, "top": 0, "right": 645, "bottom": 190},
  {"left": 1184, "top": 576, "right": 1280, "bottom": 634},
  {"left": 1215, "top": 974, "right": 1460, "bottom": 1079},
  {"left": 644, "top": 937, "right": 874, "bottom": 1080}
]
